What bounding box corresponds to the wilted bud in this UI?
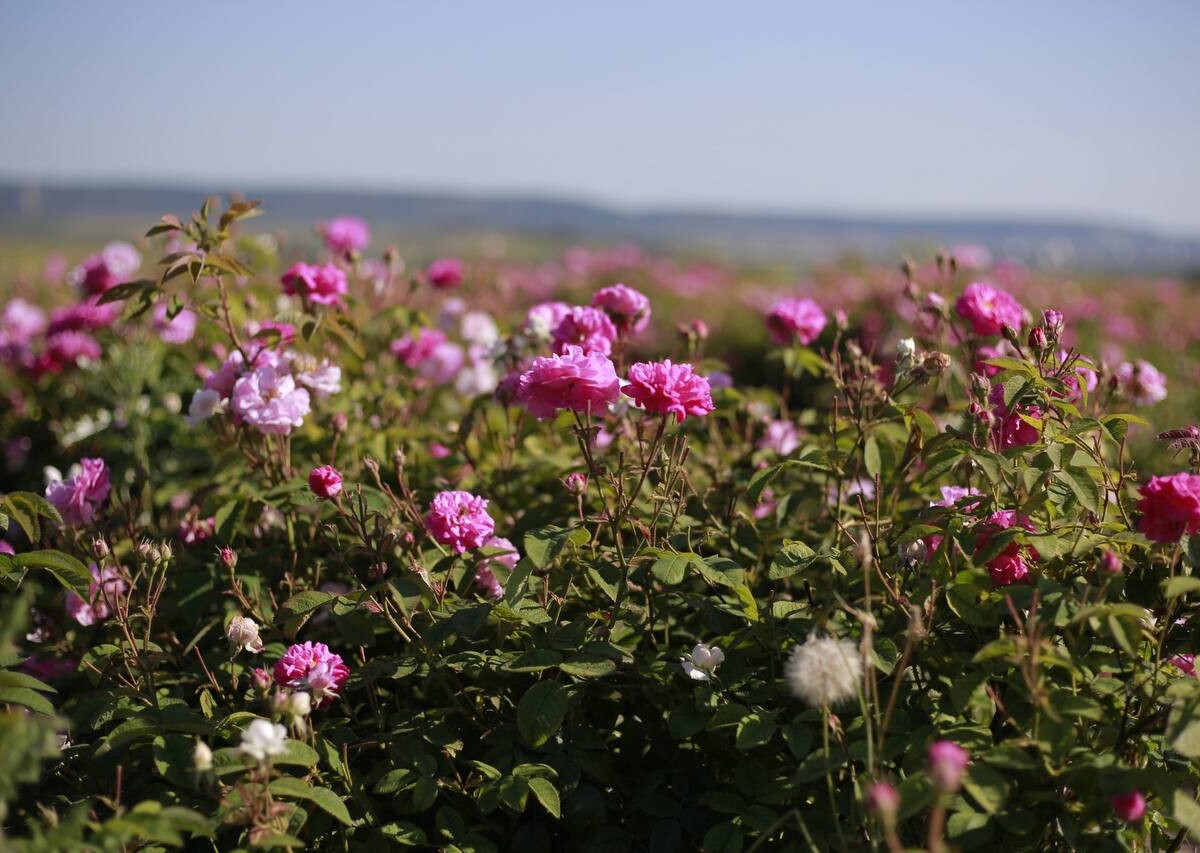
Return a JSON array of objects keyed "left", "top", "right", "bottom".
[
  {"left": 193, "top": 740, "right": 213, "bottom": 772},
  {"left": 331, "top": 412, "right": 348, "bottom": 433},
  {"left": 563, "top": 472, "right": 588, "bottom": 495},
  {"left": 1042, "top": 309, "right": 1064, "bottom": 342},
  {"left": 157, "top": 541, "right": 172, "bottom": 564},
  {"left": 895, "top": 337, "right": 917, "bottom": 374},
  {"left": 922, "top": 351, "right": 951, "bottom": 375},
  {"left": 370, "top": 561, "right": 389, "bottom": 581},
  {"left": 137, "top": 540, "right": 158, "bottom": 563},
  {"left": 969, "top": 373, "right": 991, "bottom": 401},
  {"left": 834, "top": 309, "right": 849, "bottom": 329},
  {"left": 1001, "top": 324, "right": 1020, "bottom": 346},
  {"left": 901, "top": 258, "right": 916, "bottom": 281},
  {"left": 903, "top": 539, "right": 929, "bottom": 564},
  {"left": 91, "top": 537, "right": 110, "bottom": 559},
  {"left": 227, "top": 616, "right": 264, "bottom": 654}
]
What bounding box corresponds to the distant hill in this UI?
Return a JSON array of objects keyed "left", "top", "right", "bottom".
[{"left": 2, "top": 181, "right": 1198, "bottom": 273}]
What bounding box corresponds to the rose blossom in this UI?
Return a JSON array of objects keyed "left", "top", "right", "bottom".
[
  {"left": 426, "top": 258, "right": 464, "bottom": 289},
  {"left": 1136, "top": 472, "right": 1200, "bottom": 542},
  {"left": 227, "top": 616, "right": 264, "bottom": 654},
  {"left": 975, "top": 510, "right": 1039, "bottom": 586},
  {"left": 516, "top": 345, "right": 621, "bottom": 420},
  {"left": 989, "top": 384, "right": 1041, "bottom": 449},
  {"left": 1114, "top": 360, "right": 1167, "bottom": 406},
  {"left": 766, "top": 297, "right": 826, "bottom": 346},
  {"left": 552, "top": 306, "right": 618, "bottom": 356},
  {"left": 65, "top": 563, "right": 126, "bottom": 626},
  {"left": 274, "top": 642, "right": 350, "bottom": 706},
  {"left": 46, "top": 457, "right": 111, "bottom": 526},
  {"left": 321, "top": 217, "right": 370, "bottom": 254},
  {"left": 391, "top": 328, "right": 447, "bottom": 369},
  {"left": 37, "top": 331, "right": 102, "bottom": 375},
  {"left": 231, "top": 365, "right": 311, "bottom": 435},
  {"left": 591, "top": 283, "right": 651, "bottom": 335},
  {"left": 928, "top": 740, "right": 970, "bottom": 792},
  {"left": 759, "top": 420, "right": 800, "bottom": 455},
  {"left": 1111, "top": 791, "right": 1146, "bottom": 822},
  {"left": 425, "top": 490, "right": 495, "bottom": 554},
  {"left": 483, "top": 536, "right": 519, "bottom": 571},
  {"left": 153, "top": 302, "right": 197, "bottom": 345},
  {"left": 622, "top": 360, "right": 715, "bottom": 423},
  {"left": 309, "top": 465, "right": 343, "bottom": 499},
  {"left": 525, "top": 301, "right": 571, "bottom": 339},
  {"left": 955, "top": 282, "right": 1024, "bottom": 336},
  {"left": 281, "top": 262, "right": 349, "bottom": 307},
  {"left": 1169, "top": 654, "right": 1196, "bottom": 677},
  {"left": 69, "top": 242, "right": 141, "bottom": 296}
]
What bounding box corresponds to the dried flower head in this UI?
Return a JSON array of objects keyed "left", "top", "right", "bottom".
[{"left": 785, "top": 634, "right": 862, "bottom": 708}]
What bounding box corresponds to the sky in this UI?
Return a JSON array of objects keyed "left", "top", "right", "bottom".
[{"left": 1, "top": 2, "right": 1198, "bottom": 235}]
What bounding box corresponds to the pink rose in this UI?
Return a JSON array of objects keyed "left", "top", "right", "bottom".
[
  {"left": 766, "top": 297, "right": 827, "bottom": 346},
  {"left": 46, "top": 457, "right": 111, "bottom": 526},
  {"left": 281, "top": 262, "right": 349, "bottom": 307},
  {"left": 927, "top": 740, "right": 969, "bottom": 792},
  {"left": 1137, "top": 473, "right": 1200, "bottom": 542},
  {"left": 309, "top": 465, "right": 343, "bottom": 499},
  {"left": 274, "top": 641, "right": 349, "bottom": 707},
  {"left": 516, "top": 345, "right": 621, "bottom": 420},
  {"left": 426, "top": 258, "right": 465, "bottom": 290},
  {"left": 591, "top": 283, "right": 651, "bottom": 336},
  {"left": 321, "top": 217, "right": 370, "bottom": 254},
  {"left": 976, "top": 510, "right": 1038, "bottom": 586},
  {"left": 552, "top": 306, "right": 618, "bottom": 356},
  {"left": 1111, "top": 791, "right": 1146, "bottom": 822},
  {"left": 955, "top": 282, "right": 1024, "bottom": 336},
  {"left": 425, "top": 490, "right": 495, "bottom": 554},
  {"left": 622, "top": 360, "right": 715, "bottom": 424}
]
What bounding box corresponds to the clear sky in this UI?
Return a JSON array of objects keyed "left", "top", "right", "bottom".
[{"left": 2, "top": 1, "right": 1198, "bottom": 234}]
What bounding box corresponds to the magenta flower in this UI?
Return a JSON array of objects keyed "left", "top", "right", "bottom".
[
  {"left": 989, "top": 383, "right": 1041, "bottom": 449},
  {"left": 37, "top": 331, "right": 102, "bottom": 375},
  {"left": 425, "top": 490, "right": 495, "bottom": 554},
  {"left": 46, "top": 457, "right": 111, "bottom": 526},
  {"left": 591, "top": 283, "right": 651, "bottom": 336},
  {"left": 766, "top": 297, "right": 827, "bottom": 346},
  {"left": 975, "top": 510, "right": 1038, "bottom": 586},
  {"left": 927, "top": 740, "right": 969, "bottom": 792},
  {"left": 484, "top": 535, "right": 519, "bottom": 571},
  {"left": 65, "top": 563, "right": 127, "bottom": 626},
  {"left": 152, "top": 302, "right": 197, "bottom": 345},
  {"left": 426, "top": 258, "right": 465, "bottom": 290},
  {"left": 68, "top": 242, "right": 141, "bottom": 296},
  {"left": 1137, "top": 473, "right": 1200, "bottom": 542},
  {"left": 932, "top": 486, "right": 983, "bottom": 509},
  {"left": 321, "top": 217, "right": 370, "bottom": 254},
  {"left": 473, "top": 564, "right": 505, "bottom": 600},
  {"left": 552, "top": 306, "right": 618, "bottom": 356},
  {"left": 309, "top": 465, "right": 343, "bottom": 499},
  {"left": 1099, "top": 551, "right": 1122, "bottom": 574},
  {"left": 623, "top": 360, "right": 715, "bottom": 424},
  {"left": 865, "top": 781, "right": 900, "bottom": 821},
  {"left": 391, "top": 328, "right": 448, "bottom": 369},
  {"left": 281, "top": 262, "right": 349, "bottom": 307},
  {"left": 759, "top": 420, "right": 800, "bottom": 455},
  {"left": 1114, "top": 360, "right": 1167, "bottom": 406},
  {"left": 1111, "top": 791, "right": 1146, "bottom": 822},
  {"left": 525, "top": 301, "right": 572, "bottom": 338},
  {"left": 274, "top": 642, "right": 350, "bottom": 707},
  {"left": 1169, "top": 654, "right": 1196, "bottom": 677},
  {"left": 231, "top": 365, "right": 311, "bottom": 435},
  {"left": 517, "top": 345, "right": 621, "bottom": 420},
  {"left": 1, "top": 298, "right": 48, "bottom": 348},
  {"left": 178, "top": 515, "right": 216, "bottom": 546},
  {"left": 955, "top": 282, "right": 1024, "bottom": 336}
]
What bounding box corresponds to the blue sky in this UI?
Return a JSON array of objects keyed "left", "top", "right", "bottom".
[{"left": 2, "top": 1, "right": 1198, "bottom": 234}]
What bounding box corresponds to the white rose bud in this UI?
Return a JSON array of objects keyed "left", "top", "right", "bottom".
[{"left": 226, "top": 616, "right": 264, "bottom": 654}]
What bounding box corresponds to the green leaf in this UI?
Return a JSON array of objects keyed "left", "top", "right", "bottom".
[
  {"left": 1164, "top": 577, "right": 1200, "bottom": 598},
  {"left": 517, "top": 681, "right": 568, "bottom": 748},
  {"left": 524, "top": 525, "right": 582, "bottom": 569},
  {"left": 0, "top": 492, "right": 62, "bottom": 540},
  {"left": 735, "top": 711, "right": 779, "bottom": 751},
  {"left": 864, "top": 435, "right": 882, "bottom": 479},
  {"left": 0, "top": 670, "right": 57, "bottom": 694},
  {"left": 13, "top": 550, "right": 92, "bottom": 597},
  {"left": 650, "top": 553, "right": 691, "bottom": 585},
  {"left": 694, "top": 556, "right": 744, "bottom": 588},
  {"left": 768, "top": 541, "right": 816, "bottom": 579},
  {"left": 962, "top": 763, "right": 1012, "bottom": 815},
  {"left": 1171, "top": 790, "right": 1200, "bottom": 840},
  {"left": 527, "top": 777, "right": 561, "bottom": 818},
  {"left": 269, "top": 777, "right": 355, "bottom": 826},
  {"left": 1058, "top": 467, "right": 1100, "bottom": 514},
  {"left": 0, "top": 685, "right": 55, "bottom": 715},
  {"left": 278, "top": 590, "right": 335, "bottom": 618},
  {"left": 702, "top": 821, "right": 744, "bottom": 853},
  {"left": 558, "top": 654, "right": 617, "bottom": 678}
]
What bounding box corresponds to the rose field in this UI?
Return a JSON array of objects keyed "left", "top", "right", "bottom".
[{"left": 3, "top": 197, "right": 1200, "bottom": 852}]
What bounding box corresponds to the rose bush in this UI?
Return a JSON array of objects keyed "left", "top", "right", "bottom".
[{"left": 0, "top": 200, "right": 1199, "bottom": 850}]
